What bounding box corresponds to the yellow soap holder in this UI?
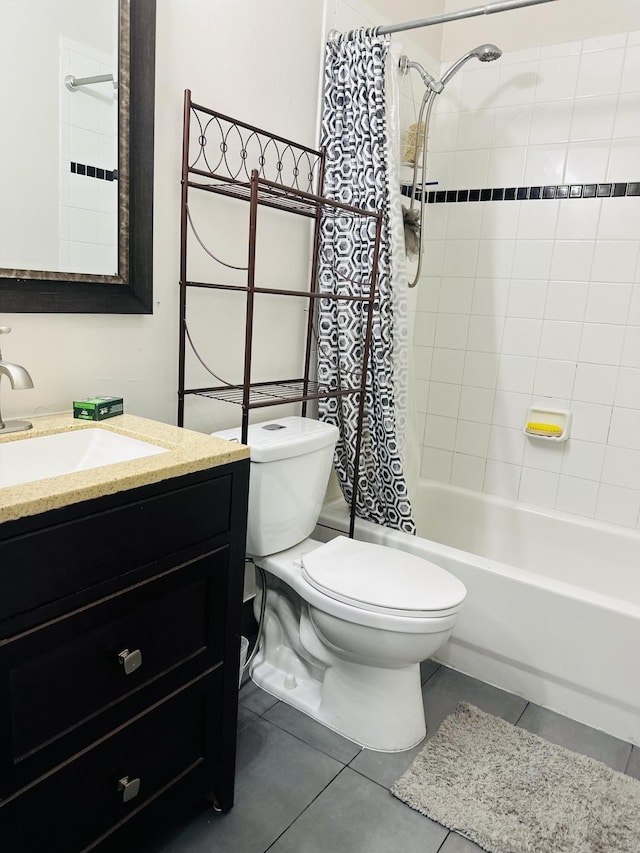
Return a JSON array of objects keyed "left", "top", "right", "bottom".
[{"left": 524, "top": 407, "right": 571, "bottom": 442}]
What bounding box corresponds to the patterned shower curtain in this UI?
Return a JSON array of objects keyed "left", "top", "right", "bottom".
[{"left": 317, "top": 30, "right": 415, "bottom": 535}]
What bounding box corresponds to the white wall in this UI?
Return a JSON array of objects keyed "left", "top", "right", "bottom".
[
  {"left": 415, "top": 9, "right": 640, "bottom": 531},
  {"left": 0, "top": 0, "right": 116, "bottom": 273},
  {"left": 59, "top": 35, "right": 118, "bottom": 276},
  {"left": 2, "top": 1, "right": 325, "bottom": 431},
  {"left": 329, "top": 0, "right": 445, "bottom": 60},
  {"left": 442, "top": 0, "right": 640, "bottom": 59}
]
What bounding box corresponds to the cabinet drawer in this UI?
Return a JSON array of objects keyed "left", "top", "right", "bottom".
[
  {"left": 0, "top": 669, "right": 222, "bottom": 853},
  {"left": 0, "top": 548, "right": 228, "bottom": 792},
  {"left": 0, "top": 474, "right": 232, "bottom": 621}
]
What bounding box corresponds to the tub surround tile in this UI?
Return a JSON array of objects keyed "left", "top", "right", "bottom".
[
  {"left": 622, "top": 326, "right": 640, "bottom": 368},
  {"left": 428, "top": 382, "right": 462, "bottom": 418},
  {"left": 516, "top": 704, "right": 632, "bottom": 772},
  {"left": 462, "top": 351, "right": 500, "bottom": 388},
  {"left": 570, "top": 94, "right": 617, "bottom": 142},
  {"left": 609, "top": 406, "right": 640, "bottom": 450},
  {"left": 455, "top": 421, "right": 491, "bottom": 459},
  {"left": 550, "top": 239, "right": 596, "bottom": 282},
  {"left": 421, "top": 447, "right": 453, "bottom": 483},
  {"left": 585, "top": 282, "right": 633, "bottom": 326},
  {"left": 491, "top": 390, "right": 531, "bottom": 429},
  {"left": 578, "top": 322, "right": 625, "bottom": 365},
  {"left": 424, "top": 415, "right": 457, "bottom": 452},
  {"left": 518, "top": 466, "right": 559, "bottom": 507},
  {"left": 533, "top": 357, "right": 576, "bottom": 399},
  {"left": 435, "top": 313, "right": 471, "bottom": 350},
  {"left": 555, "top": 475, "right": 599, "bottom": 517},
  {"left": 501, "top": 318, "right": 542, "bottom": 357},
  {"left": 595, "top": 483, "right": 640, "bottom": 527},
  {"left": 615, "top": 367, "right": 640, "bottom": 407},
  {"left": 459, "top": 387, "right": 495, "bottom": 424},
  {"left": 522, "top": 439, "right": 564, "bottom": 474},
  {"left": 488, "top": 425, "right": 526, "bottom": 465},
  {"left": 598, "top": 196, "right": 640, "bottom": 240},
  {"left": 122, "top": 20, "right": 640, "bottom": 853},
  {"left": 0, "top": 413, "right": 249, "bottom": 524},
  {"left": 591, "top": 240, "right": 640, "bottom": 283},
  {"left": 601, "top": 446, "right": 640, "bottom": 490},
  {"left": 544, "top": 280, "right": 589, "bottom": 321},
  {"left": 437, "top": 277, "right": 475, "bottom": 316},
  {"left": 573, "top": 363, "right": 618, "bottom": 405},
  {"left": 561, "top": 439, "right": 606, "bottom": 481},
  {"left": 467, "top": 315, "right": 506, "bottom": 353},
  {"left": 431, "top": 348, "right": 466, "bottom": 384},
  {"left": 506, "top": 279, "right": 548, "bottom": 318},
  {"left": 569, "top": 401, "right": 613, "bottom": 443},
  {"left": 451, "top": 453, "right": 486, "bottom": 490},
  {"left": 535, "top": 55, "right": 580, "bottom": 101},
  {"left": 484, "top": 459, "right": 521, "bottom": 499},
  {"left": 496, "top": 354, "right": 537, "bottom": 394},
  {"left": 576, "top": 47, "right": 625, "bottom": 97},
  {"left": 269, "top": 767, "right": 447, "bottom": 853},
  {"left": 539, "top": 320, "right": 582, "bottom": 360}
]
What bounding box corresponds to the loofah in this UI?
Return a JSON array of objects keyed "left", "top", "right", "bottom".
[{"left": 402, "top": 206, "right": 421, "bottom": 260}]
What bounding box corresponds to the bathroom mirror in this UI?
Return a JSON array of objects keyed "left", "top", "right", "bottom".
[{"left": 0, "top": 0, "right": 155, "bottom": 314}]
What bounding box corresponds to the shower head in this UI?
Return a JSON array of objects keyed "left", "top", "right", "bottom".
[
  {"left": 439, "top": 43, "right": 502, "bottom": 87},
  {"left": 473, "top": 43, "right": 503, "bottom": 62}
]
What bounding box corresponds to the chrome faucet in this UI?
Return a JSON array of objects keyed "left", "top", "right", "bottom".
[{"left": 0, "top": 326, "right": 34, "bottom": 434}]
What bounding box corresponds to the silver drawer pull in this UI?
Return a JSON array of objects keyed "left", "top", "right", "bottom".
[
  {"left": 118, "top": 648, "right": 142, "bottom": 675},
  {"left": 118, "top": 775, "right": 141, "bottom": 803}
]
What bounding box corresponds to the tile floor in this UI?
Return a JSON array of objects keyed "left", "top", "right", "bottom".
[{"left": 152, "top": 661, "right": 640, "bottom": 853}]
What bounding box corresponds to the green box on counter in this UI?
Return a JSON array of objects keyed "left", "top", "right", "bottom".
[{"left": 73, "top": 396, "right": 124, "bottom": 421}]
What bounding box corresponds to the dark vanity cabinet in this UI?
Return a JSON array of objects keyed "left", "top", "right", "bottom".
[{"left": 0, "top": 459, "right": 249, "bottom": 851}]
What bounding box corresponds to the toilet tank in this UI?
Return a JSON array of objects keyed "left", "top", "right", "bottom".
[{"left": 213, "top": 417, "right": 339, "bottom": 557}]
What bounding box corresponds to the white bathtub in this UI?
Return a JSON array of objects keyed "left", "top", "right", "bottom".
[{"left": 316, "top": 480, "right": 640, "bottom": 746}]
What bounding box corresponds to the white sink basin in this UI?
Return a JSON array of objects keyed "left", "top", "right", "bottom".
[{"left": 0, "top": 428, "right": 169, "bottom": 489}]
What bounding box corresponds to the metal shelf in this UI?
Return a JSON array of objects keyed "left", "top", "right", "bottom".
[{"left": 185, "top": 379, "right": 363, "bottom": 408}]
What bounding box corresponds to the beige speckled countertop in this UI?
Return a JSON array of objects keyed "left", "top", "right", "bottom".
[{"left": 0, "top": 413, "right": 249, "bottom": 524}]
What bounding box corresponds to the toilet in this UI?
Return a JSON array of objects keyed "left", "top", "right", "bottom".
[{"left": 214, "top": 416, "right": 466, "bottom": 752}]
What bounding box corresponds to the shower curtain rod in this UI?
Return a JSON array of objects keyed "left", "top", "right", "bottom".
[{"left": 375, "top": 0, "right": 558, "bottom": 36}]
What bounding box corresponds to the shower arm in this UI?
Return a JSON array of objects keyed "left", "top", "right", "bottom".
[
  {"left": 64, "top": 73, "right": 117, "bottom": 92},
  {"left": 376, "top": 0, "right": 558, "bottom": 36}
]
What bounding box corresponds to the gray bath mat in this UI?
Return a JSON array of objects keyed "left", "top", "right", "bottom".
[{"left": 391, "top": 703, "right": 640, "bottom": 853}]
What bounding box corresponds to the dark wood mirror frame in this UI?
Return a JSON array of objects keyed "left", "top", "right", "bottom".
[{"left": 0, "top": 0, "right": 156, "bottom": 314}]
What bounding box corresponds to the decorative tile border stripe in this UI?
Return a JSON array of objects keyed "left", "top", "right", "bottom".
[
  {"left": 70, "top": 162, "right": 118, "bottom": 182},
  {"left": 401, "top": 182, "right": 640, "bottom": 203}
]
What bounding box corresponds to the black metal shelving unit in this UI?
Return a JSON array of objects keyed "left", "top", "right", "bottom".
[{"left": 177, "top": 90, "right": 382, "bottom": 535}]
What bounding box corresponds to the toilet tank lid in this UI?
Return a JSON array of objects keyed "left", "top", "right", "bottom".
[
  {"left": 302, "top": 536, "right": 467, "bottom": 616},
  {"left": 212, "top": 416, "right": 339, "bottom": 463}
]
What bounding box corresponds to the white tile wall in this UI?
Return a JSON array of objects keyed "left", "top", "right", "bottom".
[
  {"left": 59, "top": 37, "right": 118, "bottom": 275},
  {"left": 414, "top": 31, "right": 640, "bottom": 530}
]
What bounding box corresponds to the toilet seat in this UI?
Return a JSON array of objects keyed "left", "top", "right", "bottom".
[{"left": 301, "top": 536, "right": 466, "bottom": 618}]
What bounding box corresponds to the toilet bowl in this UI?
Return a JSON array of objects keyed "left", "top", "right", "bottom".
[
  {"left": 252, "top": 535, "right": 465, "bottom": 751},
  {"left": 213, "top": 416, "right": 466, "bottom": 752}
]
